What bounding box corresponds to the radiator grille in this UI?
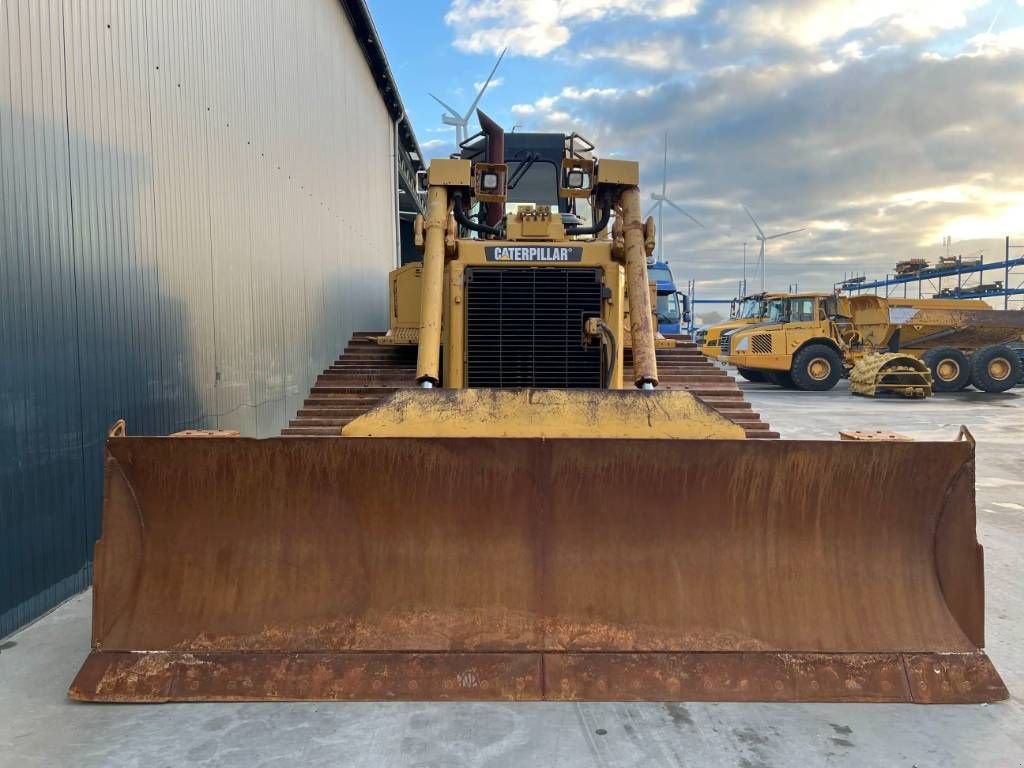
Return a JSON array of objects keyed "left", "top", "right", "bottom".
[
  {"left": 465, "top": 267, "right": 602, "bottom": 388},
  {"left": 752, "top": 334, "right": 773, "bottom": 354},
  {"left": 720, "top": 333, "right": 732, "bottom": 357}
]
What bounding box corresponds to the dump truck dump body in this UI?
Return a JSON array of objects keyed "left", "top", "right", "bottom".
[
  {"left": 850, "top": 296, "right": 1024, "bottom": 351},
  {"left": 70, "top": 433, "right": 1006, "bottom": 703}
]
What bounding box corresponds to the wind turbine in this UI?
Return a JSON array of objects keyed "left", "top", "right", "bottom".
[
  {"left": 742, "top": 205, "right": 805, "bottom": 291},
  {"left": 645, "top": 134, "right": 704, "bottom": 262},
  {"left": 428, "top": 48, "right": 508, "bottom": 147}
]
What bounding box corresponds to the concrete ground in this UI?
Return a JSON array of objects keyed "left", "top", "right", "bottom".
[{"left": 2, "top": 378, "right": 1023, "bottom": 767}]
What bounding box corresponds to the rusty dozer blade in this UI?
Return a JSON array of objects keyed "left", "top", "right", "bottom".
[{"left": 70, "top": 431, "right": 1007, "bottom": 704}]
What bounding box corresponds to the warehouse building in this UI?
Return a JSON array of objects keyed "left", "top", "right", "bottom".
[{"left": 0, "top": 0, "right": 424, "bottom": 636}]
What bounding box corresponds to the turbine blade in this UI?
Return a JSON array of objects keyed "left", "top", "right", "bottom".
[
  {"left": 465, "top": 47, "right": 507, "bottom": 119},
  {"left": 665, "top": 199, "right": 705, "bottom": 229},
  {"left": 742, "top": 205, "right": 765, "bottom": 239},
  {"left": 645, "top": 201, "right": 660, "bottom": 219},
  {"left": 765, "top": 228, "right": 806, "bottom": 240},
  {"left": 429, "top": 93, "right": 461, "bottom": 117}
]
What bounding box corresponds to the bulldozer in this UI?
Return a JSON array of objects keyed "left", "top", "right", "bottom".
[{"left": 69, "top": 117, "right": 1007, "bottom": 704}]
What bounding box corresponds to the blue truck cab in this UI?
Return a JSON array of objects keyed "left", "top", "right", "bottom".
[{"left": 648, "top": 260, "right": 689, "bottom": 335}]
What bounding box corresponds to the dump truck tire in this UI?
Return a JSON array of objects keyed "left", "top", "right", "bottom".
[
  {"left": 736, "top": 367, "right": 766, "bottom": 383},
  {"left": 970, "top": 345, "right": 1021, "bottom": 393},
  {"left": 766, "top": 370, "right": 796, "bottom": 388},
  {"left": 922, "top": 347, "right": 970, "bottom": 392},
  {"left": 790, "top": 344, "right": 842, "bottom": 391}
]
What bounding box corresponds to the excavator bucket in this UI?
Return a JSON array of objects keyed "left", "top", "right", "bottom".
[
  {"left": 850, "top": 353, "right": 933, "bottom": 398},
  {"left": 70, "top": 414, "right": 1006, "bottom": 704}
]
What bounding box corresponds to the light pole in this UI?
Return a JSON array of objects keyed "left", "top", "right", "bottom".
[{"left": 742, "top": 242, "right": 747, "bottom": 296}]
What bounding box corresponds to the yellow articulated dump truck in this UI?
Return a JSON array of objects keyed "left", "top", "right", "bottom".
[
  {"left": 700, "top": 292, "right": 785, "bottom": 369},
  {"left": 69, "top": 116, "right": 1007, "bottom": 704},
  {"left": 724, "top": 292, "right": 1023, "bottom": 394}
]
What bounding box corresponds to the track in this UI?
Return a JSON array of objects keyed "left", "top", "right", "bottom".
[{"left": 283, "top": 332, "right": 778, "bottom": 438}]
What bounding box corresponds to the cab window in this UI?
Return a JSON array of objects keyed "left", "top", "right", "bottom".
[
  {"left": 656, "top": 292, "right": 679, "bottom": 323},
  {"left": 738, "top": 299, "right": 761, "bottom": 319},
  {"left": 790, "top": 298, "right": 815, "bottom": 322},
  {"left": 766, "top": 300, "right": 787, "bottom": 323}
]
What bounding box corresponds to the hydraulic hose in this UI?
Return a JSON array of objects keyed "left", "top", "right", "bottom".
[
  {"left": 452, "top": 192, "right": 503, "bottom": 238},
  {"left": 565, "top": 194, "right": 612, "bottom": 236},
  {"left": 598, "top": 319, "right": 618, "bottom": 389}
]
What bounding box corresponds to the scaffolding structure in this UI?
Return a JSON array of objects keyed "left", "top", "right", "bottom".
[{"left": 836, "top": 236, "right": 1024, "bottom": 309}]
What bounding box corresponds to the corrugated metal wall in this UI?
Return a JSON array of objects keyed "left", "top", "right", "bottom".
[{"left": 0, "top": 0, "right": 398, "bottom": 637}]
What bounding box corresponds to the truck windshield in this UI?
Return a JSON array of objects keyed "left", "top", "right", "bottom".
[
  {"left": 649, "top": 265, "right": 673, "bottom": 284},
  {"left": 656, "top": 292, "right": 680, "bottom": 323},
  {"left": 766, "top": 299, "right": 787, "bottom": 323},
  {"left": 737, "top": 298, "right": 762, "bottom": 319}
]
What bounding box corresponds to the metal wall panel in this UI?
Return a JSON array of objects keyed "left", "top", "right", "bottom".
[{"left": 0, "top": 0, "right": 399, "bottom": 637}]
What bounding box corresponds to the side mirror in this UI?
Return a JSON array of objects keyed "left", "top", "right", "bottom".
[
  {"left": 415, "top": 169, "right": 428, "bottom": 195},
  {"left": 677, "top": 292, "right": 690, "bottom": 323}
]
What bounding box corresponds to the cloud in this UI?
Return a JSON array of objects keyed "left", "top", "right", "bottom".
[
  {"left": 431, "top": 0, "right": 1024, "bottom": 293},
  {"left": 964, "top": 25, "right": 1024, "bottom": 56},
  {"left": 419, "top": 139, "right": 447, "bottom": 149},
  {"left": 472, "top": 77, "right": 504, "bottom": 92},
  {"left": 511, "top": 43, "right": 1024, "bottom": 288},
  {"left": 580, "top": 38, "right": 688, "bottom": 69},
  {"left": 510, "top": 86, "right": 621, "bottom": 123},
  {"left": 559, "top": 86, "right": 620, "bottom": 100},
  {"left": 444, "top": 0, "right": 699, "bottom": 57},
  {"left": 726, "top": 0, "right": 989, "bottom": 49}
]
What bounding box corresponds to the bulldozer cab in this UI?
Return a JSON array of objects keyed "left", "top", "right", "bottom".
[
  {"left": 388, "top": 113, "right": 673, "bottom": 392},
  {"left": 457, "top": 128, "right": 598, "bottom": 220}
]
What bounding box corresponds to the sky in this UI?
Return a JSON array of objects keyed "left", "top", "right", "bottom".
[{"left": 367, "top": 0, "right": 1024, "bottom": 299}]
